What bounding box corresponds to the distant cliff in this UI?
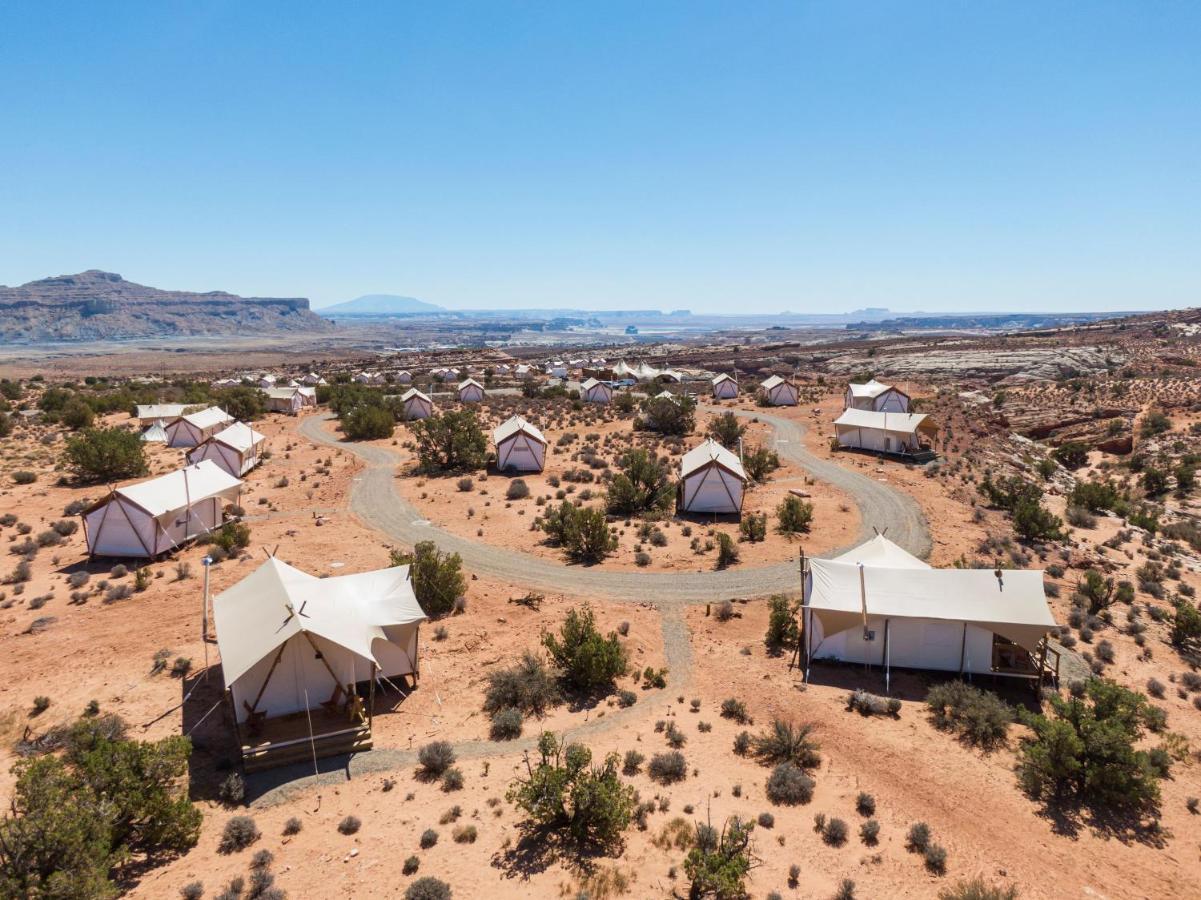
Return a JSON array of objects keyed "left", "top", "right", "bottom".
[
  {"left": 0, "top": 270, "right": 334, "bottom": 343},
  {"left": 319, "top": 293, "right": 445, "bottom": 316}
]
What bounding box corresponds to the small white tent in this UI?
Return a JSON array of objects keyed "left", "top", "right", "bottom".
[
  {"left": 301, "top": 372, "right": 327, "bottom": 386},
  {"left": 845, "top": 379, "right": 910, "bottom": 412},
  {"left": 82, "top": 461, "right": 243, "bottom": 558},
  {"left": 401, "top": 388, "right": 433, "bottom": 420},
  {"left": 712, "top": 373, "right": 739, "bottom": 399},
  {"left": 803, "top": 536, "right": 1058, "bottom": 686},
  {"left": 833, "top": 409, "right": 936, "bottom": 455},
  {"left": 262, "top": 386, "right": 317, "bottom": 415},
  {"left": 457, "top": 378, "right": 486, "bottom": 403},
  {"left": 494, "top": 416, "right": 547, "bottom": 472},
  {"left": 135, "top": 403, "right": 190, "bottom": 424},
  {"left": 396, "top": 371, "right": 412, "bottom": 384},
  {"left": 581, "top": 378, "right": 613, "bottom": 404},
  {"left": 679, "top": 438, "right": 748, "bottom": 515},
  {"left": 165, "top": 407, "right": 234, "bottom": 447},
  {"left": 140, "top": 419, "right": 169, "bottom": 443},
  {"left": 187, "top": 421, "right": 267, "bottom": 477},
  {"left": 760, "top": 375, "right": 798, "bottom": 406},
  {"left": 213, "top": 557, "right": 427, "bottom": 769}
]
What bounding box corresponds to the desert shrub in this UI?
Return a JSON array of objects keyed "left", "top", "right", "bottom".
[
  {"left": 605, "top": 449, "right": 674, "bottom": 516},
  {"left": 452, "top": 824, "right": 477, "bottom": 843},
  {"left": 417, "top": 741, "right": 456, "bottom": 777},
  {"left": 410, "top": 409, "right": 488, "bottom": 472},
  {"left": 739, "top": 513, "right": 767, "bottom": 543},
  {"left": 648, "top": 751, "right": 688, "bottom": 784},
  {"left": 456, "top": 476, "right": 474, "bottom": 492},
  {"left": 441, "top": 767, "right": 464, "bottom": 791},
  {"left": 282, "top": 817, "right": 302, "bottom": 836},
  {"left": 402, "top": 855, "right": 420, "bottom": 875},
  {"left": 342, "top": 404, "right": 395, "bottom": 440},
  {"left": 180, "top": 881, "right": 204, "bottom": 900},
  {"left": 683, "top": 816, "right": 754, "bottom": 900},
  {"left": 714, "top": 599, "right": 735, "bottom": 621},
  {"left": 937, "top": 877, "right": 1019, "bottom": 900},
  {"left": 846, "top": 689, "right": 898, "bottom": 717},
  {"left": 31, "top": 696, "right": 50, "bottom": 715},
  {"left": 506, "top": 731, "right": 635, "bottom": 847},
  {"left": 1171, "top": 600, "right": 1201, "bottom": 651},
  {"left": 419, "top": 828, "right": 438, "bottom": 848},
  {"left": 1052, "top": 441, "right": 1089, "bottom": 470},
  {"left": 716, "top": 533, "right": 739, "bottom": 569},
  {"left": 751, "top": 719, "right": 821, "bottom": 768},
  {"left": 1012, "top": 497, "right": 1064, "bottom": 542},
  {"left": 622, "top": 749, "right": 644, "bottom": 775},
  {"left": 720, "top": 697, "right": 750, "bottom": 724},
  {"left": 925, "top": 681, "right": 1012, "bottom": 748},
  {"left": 860, "top": 818, "right": 880, "bottom": 844},
  {"left": 337, "top": 815, "right": 361, "bottom": 835},
  {"left": 765, "top": 762, "right": 814, "bottom": 805},
  {"left": 756, "top": 811, "right": 774, "bottom": 828},
  {"left": 12, "top": 471, "right": 37, "bottom": 485},
  {"left": 906, "top": 821, "right": 932, "bottom": 852},
  {"left": 617, "top": 688, "right": 637, "bottom": 707},
  {"left": 64, "top": 427, "right": 148, "bottom": 482},
  {"left": 640, "top": 394, "right": 695, "bottom": 436},
  {"left": 218, "top": 772, "right": 245, "bottom": 807},
  {"left": 404, "top": 877, "right": 452, "bottom": 900},
  {"left": 219, "top": 816, "right": 260, "bottom": 853},
  {"left": 664, "top": 722, "right": 687, "bottom": 748},
  {"left": 539, "top": 500, "right": 617, "bottom": 563},
  {"left": 505, "top": 479, "right": 530, "bottom": 500},
  {"left": 51, "top": 519, "right": 78, "bottom": 537},
  {"left": 776, "top": 496, "right": 813, "bottom": 534},
  {"left": 742, "top": 444, "right": 780, "bottom": 482},
  {"left": 211, "top": 521, "right": 251, "bottom": 554},
  {"left": 489, "top": 707, "right": 524, "bottom": 740},
  {"left": 484, "top": 651, "right": 560, "bottom": 715},
  {"left": 542, "top": 603, "right": 628, "bottom": 693},
  {"left": 764, "top": 594, "right": 798, "bottom": 652},
  {"left": 856, "top": 792, "right": 876, "bottom": 816},
  {"left": 822, "top": 817, "right": 848, "bottom": 846},
  {"left": 707, "top": 412, "right": 746, "bottom": 447},
  {"left": 1017, "top": 678, "right": 1165, "bottom": 814},
  {"left": 390, "top": 542, "right": 465, "bottom": 619}
]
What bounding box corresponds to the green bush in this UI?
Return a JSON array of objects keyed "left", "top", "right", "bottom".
[
  {"left": 211, "top": 521, "right": 251, "bottom": 554},
  {"left": 539, "top": 500, "right": 617, "bottom": 563},
  {"left": 1012, "top": 497, "right": 1064, "bottom": 542},
  {"left": 390, "top": 542, "right": 465, "bottom": 619},
  {"left": 404, "top": 877, "right": 452, "bottom": 900},
  {"left": 1017, "top": 678, "right": 1165, "bottom": 814},
  {"left": 742, "top": 444, "right": 780, "bottom": 482},
  {"left": 219, "top": 816, "right": 260, "bottom": 853},
  {"left": 605, "top": 449, "right": 674, "bottom": 516},
  {"left": 410, "top": 410, "right": 488, "bottom": 473},
  {"left": 60, "top": 399, "right": 95, "bottom": 430},
  {"left": 764, "top": 595, "right": 798, "bottom": 651},
  {"left": 417, "top": 741, "right": 456, "bottom": 777},
  {"left": 716, "top": 532, "right": 739, "bottom": 569},
  {"left": 647, "top": 751, "right": 688, "bottom": 784},
  {"left": 776, "top": 496, "right": 814, "bottom": 534},
  {"left": 1051, "top": 442, "right": 1088, "bottom": 470},
  {"left": 483, "top": 651, "right": 561, "bottom": 715},
  {"left": 542, "top": 604, "right": 628, "bottom": 693},
  {"left": 683, "top": 816, "right": 754, "bottom": 899},
  {"left": 751, "top": 719, "right": 821, "bottom": 768},
  {"left": 1172, "top": 600, "right": 1201, "bottom": 651},
  {"left": 739, "top": 513, "right": 767, "bottom": 543},
  {"left": 342, "top": 404, "right": 395, "bottom": 440},
  {"left": 1069, "top": 480, "right": 1120, "bottom": 512},
  {"left": 489, "top": 708, "right": 523, "bottom": 741},
  {"left": 214, "top": 386, "right": 266, "bottom": 422},
  {"left": 925, "top": 681, "right": 1011, "bottom": 748},
  {"left": 0, "top": 716, "right": 199, "bottom": 896},
  {"left": 720, "top": 697, "right": 750, "bottom": 724},
  {"left": 706, "top": 412, "right": 745, "bottom": 447},
  {"left": 639, "top": 395, "right": 695, "bottom": 436},
  {"left": 765, "top": 762, "right": 814, "bottom": 805},
  {"left": 506, "top": 732, "right": 634, "bottom": 847},
  {"left": 64, "top": 427, "right": 148, "bottom": 482}
]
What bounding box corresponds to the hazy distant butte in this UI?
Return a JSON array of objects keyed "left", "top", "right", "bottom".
[
  {"left": 319, "top": 294, "right": 445, "bottom": 316},
  {"left": 0, "top": 270, "right": 332, "bottom": 343}
]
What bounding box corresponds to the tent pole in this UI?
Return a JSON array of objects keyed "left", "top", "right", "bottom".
[
  {"left": 958, "top": 623, "right": 968, "bottom": 677},
  {"left": 247, "top": 643, "right": 288, "bottom": 717},
  {"left": 883, "top": 618, "right": 891, "bottom": 694}
]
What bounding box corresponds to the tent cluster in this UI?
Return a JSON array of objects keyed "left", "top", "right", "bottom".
[{"left": 803, "top": 536, "right": 1058, "bottom": 688}]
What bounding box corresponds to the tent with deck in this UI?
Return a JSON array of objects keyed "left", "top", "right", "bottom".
[
  {"left": 186, "top": 421, "right": 267, "bottom": 477},
  {"left": 833, "top": 408, "right": 936, "bottom": 456},
  {"left": 802, "top": 536, "right": 1059, "bottom": 688},
  {"left": 82, "top": 460, "right": 243, "bottom": 558},
  {"left": 213, "top": 557, "right": 427, "bottom": 770}
]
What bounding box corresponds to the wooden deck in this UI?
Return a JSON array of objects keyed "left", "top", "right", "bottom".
[{"left": 240, "top": 707, "right": 372, "bottom": 773}]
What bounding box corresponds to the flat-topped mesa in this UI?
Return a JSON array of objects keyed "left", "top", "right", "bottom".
[{"left": 0, "top": 270, "right": 330, "bottom": 342}]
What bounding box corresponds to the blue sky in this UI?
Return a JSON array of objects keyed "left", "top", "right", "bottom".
[{"left": 1, "top": 2, "right": 1198, "bottom": 314}]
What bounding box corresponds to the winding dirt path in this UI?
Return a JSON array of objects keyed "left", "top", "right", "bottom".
[{"left": 297, "top": 406, "right": 930, "bottom": 605}]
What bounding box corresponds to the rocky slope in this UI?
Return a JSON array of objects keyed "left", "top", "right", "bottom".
[{"left": 0, "top": 270, "right": 333, "bottom": 343}]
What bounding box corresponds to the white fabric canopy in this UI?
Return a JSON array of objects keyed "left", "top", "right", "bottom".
[
  {"left": 214, "top": 557, "right": 428, "bottom": 687},
  {"left": 115, "top": 460, "right": 242, "bottom": 516},
  {"left": 847, "top": 379, "right": 893, "bottom": 399},
  {"left": 179, "top": 406, "right": 234, "bottom": 431},
  {"left": 679, "top": 438, "right": 747, "bottom": 480},
  {"left": 135, "top": 403, "right": 189, "bottom": 421},
  {"left": 209, "top": 421, "right": 266, "bottom": 453},
  {"left": 834, "top": 408, "right": 933, "bottom": 435},
  {"left": 493, "top": 415, "right": 546, "bottom": 446},
  {"left": 141, "top": 419, "right": 168, "bottom": 443}
]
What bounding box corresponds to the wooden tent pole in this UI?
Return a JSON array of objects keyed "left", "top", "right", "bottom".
[
  {"left": 301, "top": 631, "right": 347, "bottom": 692},
  {"left": 246, "top": 643, "right": 288, "bottom": 716}
]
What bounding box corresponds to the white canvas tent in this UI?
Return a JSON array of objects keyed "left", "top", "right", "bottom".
[
  {"left": 213, "top": 557, "right": 427, "bottom": 768},
  {"left": 494, "top": 416, "right": 547, "bottom": 472},
  {"left": 761, "top": 375, "right": 798, "bottom": 406},
  {"left": 187, "top": 421, "right": 267, "bottom": 477},
  {"left": 845, "top": 379, "right": 910, "bottom": 412},
  {"left": 262, "top": 386, "right": 316, "bottom": 415},
  {"left": 401, "top": 388, "right": 433, "bottom": 420},
  {"left": 140, "top": 419, "right": 169, "bottom": 443},
  {"left": 165, "top": 407, "right": 234, "bottom": 447},
  {"left": 712, "top": 373, "right": 739, "bottom": 399},
  {"left": 457, "top": 378, "right": 486, "bottom": 403},
  {"left": 679, "top": 438, "right": 747, "bottom": 515},
  {"left": 301, "top": 372, "right": 327, "bottom": 386},
  {"left": 833, "top": 408, "right": 936, "bottom": 455},
  {"left": 82, "top": 460, "right": 243, "bottom": 558},
  {"left": 581, "top": 378, "right": 613, "bottom": 404},
  {"left": 135, "top": 403, "right": 190, "bottom": 424},
  {"left": 803, "top": 536, "right": 1058, "bottom": 687}
]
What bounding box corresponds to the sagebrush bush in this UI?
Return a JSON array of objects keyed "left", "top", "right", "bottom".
[
  {"left": 925, "top": 681, "right": 1012, "bottom": 748},
  {"left": 417, "top": 741, "right": 456, "bottom": 777},
  {"left": 419, "top": 828, "right": 438, "bottom": 848},
  {"left": 936, "top": 877, "right": 1018, "bottom": 900},
  {"left": 906, "top": 821, "right": 931, "bottom": 852},
  {"left": 751, "top": 719, "right": 821, "bottom": 768},
  {"left": 720, "top": 697, "right": 750, "bottom": 723},
  {"left": 489, "top": 707, "right": 523, "bottom": 740},
  {"left": 765, "top": 762, "right": 814, "bottom": 805},
  {"left": 338, "top": 815, "right": 361, "bottom": 835},
  {"left": 404, "top": 876, "right": 452, "bottom": 900},
  {"left": 219, "top": 816, "right": 260, "bottom": 853},
  {"left": 860, "top": 818, "right": 880, "bottom": 844},
  {"left": 822, "top": 817, "right": 848, "bottom": 846},
  {"left": 648, "top": 751, "right": 688, "bottom": 783}
]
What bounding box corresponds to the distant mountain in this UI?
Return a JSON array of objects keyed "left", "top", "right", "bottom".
[
  {"left": 319, "top": 294, "right": 445, "bottom": 316},
  {"left": 0, "top": 270, "right": 332, "bottom": 343}
]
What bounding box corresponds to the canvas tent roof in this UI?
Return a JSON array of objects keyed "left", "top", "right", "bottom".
[
  {"left": 263, "top": 386, "right": 312, "bottom": 400},
  {"left": 458, "top": 378, "right": 484, "bottom": 390},
  {"left": 808, "top": 539, "right": 1055, "bottom": 652},
  {"left": 136, "top": 403, "right": 190, "bottom": 421},
  {"left": 847, "top": 379, "right": 896, "bottom": 399},
  {"left": 680, "top": 438, "right": 747, "bottom": 480},
  {"left": 581, "top": 377, "right": 603, "bottom": 390},
  {"left": 104, "top": 460, "right": 242, "bottom": 517},
  {"left": 831, "top": 534, "right": 930, "bottom": 569},
  {"left": 834, "top": 408, "right": 934, "bottom": 435},
  {"left": 141, "top": 420, "right": 169, "bottom": 443},
  {"left": 401, "top": 387, "right": 431, "bottom": 402},
  {"left": 213, "top": 557, "right": 428, "bottom": 686},
  {"left": 712, "top": 373, "right": 737, "bottom": 385},
  {"left": 494, "top": 415, "right": 546, "bottom": 446},
  {"left": 209, "top": 421, "right": 266, "bottom": 453},
  {"left": 179, "top": 406, "right": 234, "bottom": 430},
  {"left": 761, "top": 374, "right": 788, "bottom": 389}
]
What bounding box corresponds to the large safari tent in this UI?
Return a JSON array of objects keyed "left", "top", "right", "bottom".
[
  {"left": 164, "top": 406, "right": 235, "bottom": 448},
  {"left": 402, "top": 388, "right": 433, "bottom": 420},
  {"left": 678, "top": 438, "right": 748, "bottom": 515},
  {"left": 213, "top": 557, "right": 427, "bottom": 771},
  {"left": 186, "top": 421, "right": 267, "bottom": 477},
  {"left": 760, "top": 375, "right": 798, "bottom": 406},
  {"left": 711, "top": 373, "right": 738, "bottom": 399},
  {"left": 82, "top": 461, "right": 243, "bottom": 559},
  {"left": 801, "top": 536, "right": 1060, "bottom": 689},
  {"left": 845, "top": 379, "right": 910, "bottom": 412},
  {"left": 494, "top": 416, "right": 548, "bottom": 473},
  {"left": 833, "top": 408, "right": 936, "bottom": 456}
]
